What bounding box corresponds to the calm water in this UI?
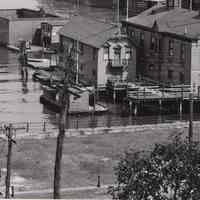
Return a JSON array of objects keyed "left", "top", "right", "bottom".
[
  {"left": 0, "top": 0, "right": 114, "bottom": 124},
  {"left": 0, "top": 0, "right": 198, "bottom": 126}
]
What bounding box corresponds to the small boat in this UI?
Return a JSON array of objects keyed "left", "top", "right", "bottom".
[
  {"left": 32, "top": 70, "right": 51, "bottom": 84},
  {"left": 6, "top": 45, "right": 20, "bottom": 52},
  {"left": 27, "top": 58, "right": 51, "bottom": 70},
  {"left": 40, "top": 85, "right": 108, "bottom": 115}
]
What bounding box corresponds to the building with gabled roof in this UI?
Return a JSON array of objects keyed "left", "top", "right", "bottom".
[
  {"left": 59, "top": 16, "right": 137, "bottom": 86},
  {"left": 121, "top": 0, "right": 200, "bottom": 92}
]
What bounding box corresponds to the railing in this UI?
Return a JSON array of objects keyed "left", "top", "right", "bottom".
[
  {"left": 108, "top": 59, "right": 129, "bottom": 67},
  {"left": 0, "top": 114, "right": 185, "bottom": 137}
]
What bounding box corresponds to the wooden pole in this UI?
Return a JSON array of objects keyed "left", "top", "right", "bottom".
[
  {"left": 134, "top": 102, "right": 138, "bottom": 116},
  {"left": 188, "top": 93, "right": 193, "bottom": 144},
  {"left": 126, "top": 0, "right": 129, "bottom": 21},
  {"left": 117, "top": 0, "right": 120, "bottom": 34},
  {"left": 179, "top": 100, "right": 183, "bottom": 120},
  {"left": 53, "top": 46, "right": 73, "bottom": 199},
  {"left": 76, "top": 39, "right": 79, "bottom": 84},
  {"left": 5, "top": 124, "right": 13, "bottom": 199},
  {"left": 53, "top": 88, "right": 69, "bottom": 199}
]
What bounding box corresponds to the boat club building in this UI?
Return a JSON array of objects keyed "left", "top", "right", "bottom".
[{"left": 59, "top": 16, "right": 137, "bottom": 86}]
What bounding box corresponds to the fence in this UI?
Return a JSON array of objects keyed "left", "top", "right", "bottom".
[{"left": 0, "top": 114, "right": 190, "bottom": 137}]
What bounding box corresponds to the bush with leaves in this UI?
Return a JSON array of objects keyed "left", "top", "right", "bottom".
[{"left": 109, "top": 137, "right": 200, "bottom": 200}]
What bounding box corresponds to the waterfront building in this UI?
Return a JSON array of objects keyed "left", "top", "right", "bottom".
[
  {"left": 121, "top": 0, "right": 200, "bottom": 92},
  {"left": 59, "top": 16, "right": 137, "bottom": 86},
  {"left": 0, "top": 8, "right": 67, "bottom": 46}
]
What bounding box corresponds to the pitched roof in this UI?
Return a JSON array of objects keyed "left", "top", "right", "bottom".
[
  {"left": 124, "top": 4, "right": 200, "bottom": 40},
  {"left": 59, "top": 15, "right": 118, "bottom": 48}
]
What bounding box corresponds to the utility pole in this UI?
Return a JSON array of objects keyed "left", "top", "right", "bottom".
[
  {"left": 5, "top": 124, "right": 16, "bottom": 199},
  {"left": 117, "top": 0, "right": 120, "bottom": 34},
  {"left": 53, "top": 46, "right": 75, "bottom": 199},
  {"left": 126, "top": 0, "right": 129, "bottom": 21},
  {"left": 188, "top": 93, "right": 193, "bottom": 144}
]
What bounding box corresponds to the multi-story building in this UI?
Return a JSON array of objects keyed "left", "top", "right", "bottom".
[
  {"left": 59, "top": 16, "right": 136, "bottom": 86},
  {"left": 121, "top": 0, "right": 200, "bottom": 91}
]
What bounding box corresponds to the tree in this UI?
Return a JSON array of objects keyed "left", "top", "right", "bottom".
[{"left": 109, "top": 136, "right": 200, "bottom": 200}]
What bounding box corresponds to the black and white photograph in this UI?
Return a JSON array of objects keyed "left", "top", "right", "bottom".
[{"left": 0, "top": 0, "right": 200, "bottom": 199}]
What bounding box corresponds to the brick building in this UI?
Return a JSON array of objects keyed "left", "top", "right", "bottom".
[
  {"left": 59, "top": 16, "right": 137, "bottom": 86},
  {"left": 121, "top": 0, "right": 200, "bottom": 91}
]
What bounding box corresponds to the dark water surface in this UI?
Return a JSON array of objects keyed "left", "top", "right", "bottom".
[{"left": 0, "top": 0, "right": 199, "bottom": 126}]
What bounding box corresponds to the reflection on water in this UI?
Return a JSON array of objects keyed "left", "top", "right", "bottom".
[
  {"left": 0, "top": 46, "right": 200, "bottom": 127},
  {"left": 0, "top": 1, "right": 199, "bottom": 127}
]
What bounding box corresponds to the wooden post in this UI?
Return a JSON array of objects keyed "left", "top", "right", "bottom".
[
  {"left": 43, "top": 121, "right": 46, "bottom": 132},
  {"left": 113, "top": 90, "right": 116, "bottom": 103},
  {"left": 134, "top": 102, "right": 138, "bottom": 116},
  {"left": 93, "top": 86, "right": 96, "bottom": 115},
  {"left": 179, "top": 100, "right": 183, "bottom": 120},
  {"left": 26, "top": 122, "right": 29, "bottom": 133},
  {"left": 159, "top": 99, "right": 162, "bottom": 113},
  {"left": 189, "top": 93, "right": 193, "bottom": 144},
  {"left": 129, "top": 100, "right": 133, "bottom": 115},
  {"left": 181, "top": 86, "right": 184, "bottom": 99},
  {"left": 97, "top": 175, "right": 101, "bottom": 188},
  {"left": 11, "top": 186, "right": 14, "bottom": 198},
  {"left": 5, "top": 124, "right": 14, "bottom": 199},
  {"left": 76, "top": 116, "right": 79, "bottom": 129}
]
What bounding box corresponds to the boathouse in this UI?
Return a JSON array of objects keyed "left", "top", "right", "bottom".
[
  {"left": 0, "top": 8, "right": 67, "bottom": 46},
  {"left": 59, "top": 16, "right": 137, "bottom": 86}
]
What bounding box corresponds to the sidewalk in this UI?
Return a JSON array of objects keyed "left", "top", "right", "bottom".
[
  {"left": 14, "top": 185, "right": 112, "bottom": 199},
  {"left": 0, "top": 120, "right": 192, "bottom": 140}
]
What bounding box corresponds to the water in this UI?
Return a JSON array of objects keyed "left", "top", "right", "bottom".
[{"left": 0, "top": 0, "right": 198, "bottom": 127}]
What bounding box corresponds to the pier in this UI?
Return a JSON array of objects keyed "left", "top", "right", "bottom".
[{"left": 97, "top": 80, "right": 200, "bottom": 117}]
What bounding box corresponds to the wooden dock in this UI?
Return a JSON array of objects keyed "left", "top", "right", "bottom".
[{"left": 103, "top": 80, "right": 200, "bottom": 116}]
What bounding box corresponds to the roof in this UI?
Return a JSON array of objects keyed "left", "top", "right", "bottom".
[
  {"left": 123, "top": 4, "right": 200, "bottom": 40},
  {"left": 47, "top": 20, "right": 68, "bottom": 26},
  {"left": 59, "top": 15, "right": 118, "bottom": 48},
  {"left": 0, "top": 8, "right": 59, "bottom": 21}
]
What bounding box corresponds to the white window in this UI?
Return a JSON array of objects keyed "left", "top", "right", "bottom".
[
  {"left": 103, "top": 46, "right": 109, "bottom": 60},
  {"left": 125, "top": 46, "right": 132, "bottom": 60}
]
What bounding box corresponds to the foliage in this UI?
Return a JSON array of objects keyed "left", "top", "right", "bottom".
[{"left": 109, "top": 137, "right": 200, "bottom": 200}]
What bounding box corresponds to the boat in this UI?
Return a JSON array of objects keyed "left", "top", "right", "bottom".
[
  {"left": 27, "top": 58, "right": 52, "bottom": 70},
  {"left": 40, "top": 85, "right": 108, "bottom": 115},
  {"left": 6, "top": 45, "right": 20, "bottom": 52},
  {"left": 32, "top": 70, "right": 51, "bottom": 84}
]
